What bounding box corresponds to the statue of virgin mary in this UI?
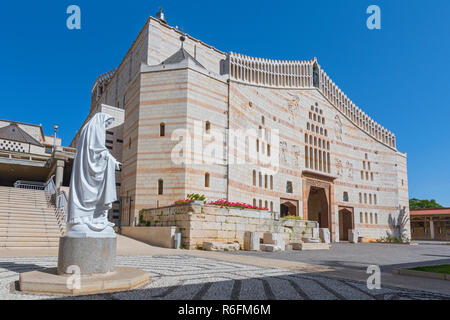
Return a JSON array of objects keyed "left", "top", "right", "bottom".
[{"left": 66, "top": 113, "right": 121, "bottom": 238}]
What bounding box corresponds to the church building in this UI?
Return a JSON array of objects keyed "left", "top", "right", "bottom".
[{"left": 71, "top": 10, "right": 410, "bottom": 242}]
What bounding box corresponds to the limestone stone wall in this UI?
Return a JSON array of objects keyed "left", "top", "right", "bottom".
[{"left": 138, "top": 204, "right": 317, "bottom": 250}]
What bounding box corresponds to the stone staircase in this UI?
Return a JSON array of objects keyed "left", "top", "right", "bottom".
[{"left": 0, "top": 186, "right": 64, "bottom": 248}]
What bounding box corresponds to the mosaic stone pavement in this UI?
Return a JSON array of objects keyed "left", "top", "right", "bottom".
[{"left": 0, "top": 255, "right": 449, "bottom": 300}]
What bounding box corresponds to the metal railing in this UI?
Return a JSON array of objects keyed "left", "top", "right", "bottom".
[
  {"left": 44, "top": 175, "right": 67, "bottom": 235},
  {"left": 13, "top": 180, "right": 46, "bottom": 190}
]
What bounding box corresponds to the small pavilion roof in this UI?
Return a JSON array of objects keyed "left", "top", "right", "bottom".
[
  {"left": 0, "top": 123, "right": 43, "bottom": 146},
  {"left": 161, "top": 47, "right": 205, "bottom": 69}
]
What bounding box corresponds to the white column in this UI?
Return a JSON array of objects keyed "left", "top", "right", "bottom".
[
  {"left": 55, "top": 160, "right": 65, "bottom": 189},
  {"left": 429, "top": 218, "right": 435, "bottom": 240}
]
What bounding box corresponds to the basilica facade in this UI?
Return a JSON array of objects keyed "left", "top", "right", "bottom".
[{"left": 72, "top": 12, "right": 410, "bottom": 242}]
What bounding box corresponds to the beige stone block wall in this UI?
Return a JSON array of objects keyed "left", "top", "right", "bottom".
[
  {"left": 138, "top": 204, "right": 316, "bottom": 250},
  {"left": 121, "top": 226, "right": 178, "bottom": 248}
]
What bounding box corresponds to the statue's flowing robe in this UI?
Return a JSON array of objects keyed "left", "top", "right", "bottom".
[{"left": 67, "top": 113, "right": 118, "bottom": 224}]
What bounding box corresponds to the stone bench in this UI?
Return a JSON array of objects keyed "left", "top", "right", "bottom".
[
  {"left": 202, "top": 242, "right": 240, "bottom": 252},
  {"left": 292, "top": 243, "right": 330, "bottom": 251}
]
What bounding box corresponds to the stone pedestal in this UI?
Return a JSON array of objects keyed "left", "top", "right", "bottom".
[
  {"left": 312, "top": 228, "right": 319, "bottom": 239},
  {"left": 348, "top": 229, "right": 359, "bottom": 244},
  {"left": 19, "top": 235, "right": 150, "bottom": 296},
  {"left": 57, "top": 236, "right": 116, "bottom": 275},
  {"left": 244, "top": 232, "right": 260, "bottom": 251},
  {"left": 319, "top": 228, "right": 331, "bottom": 244}
]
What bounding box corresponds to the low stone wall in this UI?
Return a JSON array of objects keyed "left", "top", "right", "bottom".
[
  {"left": 121, "top": 226, "right": 179, "bottom": 248},
  {"left": 136, "top": 204, "right": 317, "bottom": 250}
]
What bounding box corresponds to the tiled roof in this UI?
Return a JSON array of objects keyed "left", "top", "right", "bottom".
[
  {"left": 161, "top": 47, "right": 205, "bottom": 69},
  {"left": 0, "top": 123, "right": 43, "bottom": 146},
  {"left": 410, "top": 208, "right": 450, "bottom": 216}
]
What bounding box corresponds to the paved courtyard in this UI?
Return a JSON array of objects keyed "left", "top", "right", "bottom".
[
  {"left": 1, "top": 254, "right": 449, "bottom": 300},
  {"left": 230, "top": 241, "right": 450, "bottom": 273}
]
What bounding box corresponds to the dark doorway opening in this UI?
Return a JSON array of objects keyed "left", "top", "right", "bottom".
[
  {"left": 307, "top": 187, "right": 329, "bottom": 229},
  {"left": 338, "top": 208, "right": 354, "bottom": 241},
  {"left": 280, "top": 199, "right": 298, "bottom": 217}
]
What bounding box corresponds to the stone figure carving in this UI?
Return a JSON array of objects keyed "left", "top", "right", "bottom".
[
  {"left": 67, "top": 113, "right": 121, "bottom": 238},
  {"left": 336, "top": 159, "right": 344, "bottom": 177},
  {"left": 292, "top": 144, "right": 301, "bottom": 167},
  {"left": 287, "top": 93, "right": 301, "bottom": 123},
  {"left": 346, "top": 160, "right": 354, "bottom": 180},
  {"left": 334, "top": 115, "right": 343, "bottom": 141},
  {"left": 280, "top": 140, "right": 288, "bottom": 164}
]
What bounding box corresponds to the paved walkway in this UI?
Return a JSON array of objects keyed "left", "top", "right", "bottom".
[
  {"left": 1, "top": 255, "right": 450, "bottom": 300},
  {"left": 1, "top": 237, "right": 449, "bottom": 299}
]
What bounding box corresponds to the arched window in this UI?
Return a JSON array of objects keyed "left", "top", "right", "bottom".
[
  {"left": 270, "top": 201, "right": 273, "bottom": 212},
  {"left": 253, "top": 199, "right": 256, "bottom": 206},
  {"left": 264, "top": 175, "right": 268, "bottom": 189},
  {"left": 360, "top": 212, "right": 363, "bottom": 223},
  {"left": 252, "top": 170, "right": 256, "bottom": 186},
  {"left": 286, "top": 181, "right": 293, "bottom": 194},
  {"left": 343, "top": 192, "right": 349, "bottom": 202},
  {"left": 265, "top": 200, "right": 268, "bottom": 208},
  {"left": 205, "top": 173, "right": 210, "bottom": 188},
  {"left": 270, "top": 175, "right": 273, "bottom": 190},
  {"left": 259, "top": 172, "right": 262, "bottom": 187},
  {"left": 160, "top": 123, "right": 165, "bottom": 137},
  {"left": 158, "top": 179, "right": 164, "bottom": 195}
]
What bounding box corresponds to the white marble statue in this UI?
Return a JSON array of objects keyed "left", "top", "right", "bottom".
[{"left": 66, "top": 113, "right": 121, "bottom": 238}]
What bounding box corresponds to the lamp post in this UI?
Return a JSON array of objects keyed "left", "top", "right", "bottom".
[{"left": 53, "top": 124, "right": 59, "bottom": 152}]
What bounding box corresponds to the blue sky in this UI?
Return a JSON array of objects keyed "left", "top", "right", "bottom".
[{"left": 0, "top": 0, "right": 449, "bottom": 205}]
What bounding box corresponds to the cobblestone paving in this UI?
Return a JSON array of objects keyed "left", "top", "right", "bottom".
[{"left": 0, "top": 255, "right": 449, "bottom": 300}]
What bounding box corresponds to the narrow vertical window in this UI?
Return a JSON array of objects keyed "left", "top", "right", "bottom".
[
  {"left": 253, "top": 199, "right": 256, "bottom": 206},
  {"left": 158, "top": 179, "right": 163, "bottom": 195},
  {"left": 360, "top": 212, "right": 363, "bottom": 223},
  {"left": 270, "top": 175, "right": 273, "bottom": 190},
  {"left": 264, "top": 174, "right": 268, "bottom": 189},
  {"left": 252, "top": 170, "right": 256, "bottom": 186},
  {"left": 160, "top": 123, "right": 165, "bottom": 137},
  {"left": 205, "top": 173, "right": 210, "bottom": 188},
  {"left": 270, "top": 201, "right": 273, "bottom": 212},
  {"left": 205, "top": 121, "right": 211, "bottom": 133},
  {"left": 259, "top": 172, "right": 262, "bottom": 187}
]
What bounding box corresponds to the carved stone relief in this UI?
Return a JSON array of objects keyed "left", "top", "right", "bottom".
[
  {"left": 335, "top": 115, "right": 343, "bottom": 141},
  {"left": 287, "top": 93, "right": 301, "bottom": 123},
  {"left": 346, "top": 160, "right": 353, "bottom": 180},
  {"left": 292, "top": 144, "right": 301, "bottom": 168},
  {"left": 280, "top": 140, "right": 288, "bottom": 165}
]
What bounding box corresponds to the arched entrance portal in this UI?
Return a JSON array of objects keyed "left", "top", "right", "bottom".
[
  {"left": 307, "top": 187, "right": 329, "bottom": 229},
  {"left": 338, "top": 207, "right": 354, "bottom": 241},
  {"left": 280, "top": 199, "right": 298, "bottom": 217}
]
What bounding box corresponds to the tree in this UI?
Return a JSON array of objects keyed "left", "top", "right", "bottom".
[{"left": 409, "top": 198, "right": 443, "bottom": 210}]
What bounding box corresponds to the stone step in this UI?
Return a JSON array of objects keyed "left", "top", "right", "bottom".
[
  {"left": 0, "top": 236, "right": 60, "bottom": 242},
  {"left": 0, "top": 241, "right": 59, "bottom": 248},
  {"left": 0, "top": 226, "right": 61, "bottom": 233},
  {"left": 0, "top": 231, "right": 61, "bottom": 237},
  {"left": 0, "top": 211, "right": 56, "bottom": 218},
  {"left": 292, "top": 243, "right": 330, "bottom": 251}
]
